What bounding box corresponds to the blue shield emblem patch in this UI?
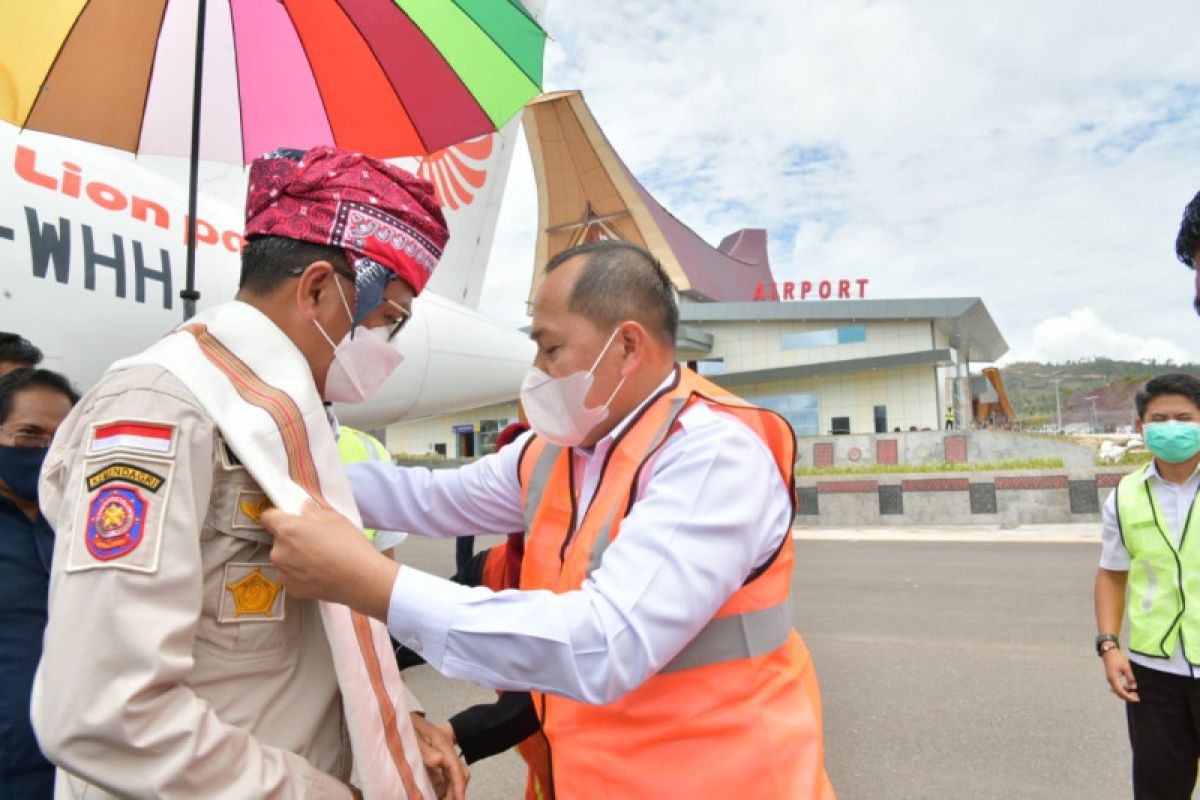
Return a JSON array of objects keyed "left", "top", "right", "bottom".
[{"left": 86, "top": 485, "right": 147, "bottom": 562}]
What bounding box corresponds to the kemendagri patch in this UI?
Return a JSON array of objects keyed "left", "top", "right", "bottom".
[
  {"left": 85, "top": 486, "right": 148, "bottom": 561},
  {"left": 85, "top": 462, "right": 166, "bottom": 494},
  {"left": 67, "top": 452, "right": 173, "bottom": 574}
]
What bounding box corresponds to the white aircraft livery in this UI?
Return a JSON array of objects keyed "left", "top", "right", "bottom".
[{"left": 0, "top": 118, "right": 534, "bottom": 431}]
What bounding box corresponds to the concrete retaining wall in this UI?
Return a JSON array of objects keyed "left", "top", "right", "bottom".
[
  {"left": 797, "top": 429, "right": 1095, "bottom": 470},
  {"left": 796, "top": 469, "right": 1129, "bottom": 526}
]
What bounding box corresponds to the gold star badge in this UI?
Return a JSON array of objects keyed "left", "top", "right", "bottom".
[
  {"left": 239, "top": 495, "right": 273, "bottom": 523},
  {"left": 225, "top": 567, "right": 281, "bottom": 617}
]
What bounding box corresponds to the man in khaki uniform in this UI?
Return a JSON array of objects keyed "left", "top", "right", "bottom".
[{"left": 32, "top": 147, "right": 464, "bottom": 799}]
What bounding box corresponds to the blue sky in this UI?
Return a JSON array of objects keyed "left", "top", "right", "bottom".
[{"left": 480, "top": 0, "right": 1200, "bottom": 364}]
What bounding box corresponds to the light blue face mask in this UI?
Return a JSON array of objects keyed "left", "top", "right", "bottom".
[{"left": 1144, "top": 421, "right": 1200, "bottom": 463}]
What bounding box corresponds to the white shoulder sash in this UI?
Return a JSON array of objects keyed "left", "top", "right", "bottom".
[{"left": 114, "top": 301, "right": 433, "bottom": 800}]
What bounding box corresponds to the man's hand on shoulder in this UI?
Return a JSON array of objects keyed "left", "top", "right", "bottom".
[{"left": 261, "top": 501, "right": 399, "bottom": 620}]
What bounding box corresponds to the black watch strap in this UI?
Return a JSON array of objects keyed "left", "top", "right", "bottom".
[{"left": 1095, "top": 634, "right": 1119, "bottom": 655}]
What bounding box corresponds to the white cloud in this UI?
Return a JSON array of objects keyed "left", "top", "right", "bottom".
[
  {"left": 479, "top": 0, "right": 1200, "bottom": 364},
  {"left": 1025, "top": 308, "right": 1189, "bottom": 363}
]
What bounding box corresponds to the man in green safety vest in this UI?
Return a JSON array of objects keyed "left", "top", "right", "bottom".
[
  {"left": 335, "top": 425, "right": 405, "bottom": 551},
  {"left": 1095, "top": 373, "right": 1200, "bottom": 799}
]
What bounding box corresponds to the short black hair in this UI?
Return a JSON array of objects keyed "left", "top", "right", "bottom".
[
  {"left": 0, "top": 332, "right": 42, "bottom": 367},
  {"left": 544, "top": 240, "right": 678, "bottom": 345},
  {"left": 239, "top": 236, "right": 351, "bottom": 295},
  {"left": 1176, "top": 191, "right": 1200, "bottom": 269},
  {"left": 1135, "top": 373, "right": 1200, "bottom": 419},
  {"left": 0, "top": 368, "right": 79, "bottom": 424}
]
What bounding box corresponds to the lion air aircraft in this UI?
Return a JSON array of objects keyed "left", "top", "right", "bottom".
[{"left": 0, "top": 118, "right": 534, "bottom": 430}]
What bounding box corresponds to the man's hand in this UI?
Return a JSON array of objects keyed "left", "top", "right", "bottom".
[
  {"left": 261, "top": 501, "right": 399, "bottom": 620},
  {"left": 411, "top": 712, "right": 469, "bottom": 800},
  {"left": 1102, "top": 648, "right": 1139, "bottom": 702}
]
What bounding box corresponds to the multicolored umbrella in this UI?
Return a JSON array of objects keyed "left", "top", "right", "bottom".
[{"left": 0, "top": 0, "right": 546, "bottom": 314}]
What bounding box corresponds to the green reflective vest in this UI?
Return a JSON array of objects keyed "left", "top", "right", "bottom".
[
  {"left": 336, "top": 426, "right": 390, "bottom": 542},
  {"left": 1116, "top": 463, "right": 1200, "bottom": 663}
]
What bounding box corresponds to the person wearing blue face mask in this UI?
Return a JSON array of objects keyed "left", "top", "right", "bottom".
[
  {"left": 0, "top": 367, "right": 77, "bottom": 800},
  {"left": 1096, "top": 372, "right": 1200, "bottom": 799}
]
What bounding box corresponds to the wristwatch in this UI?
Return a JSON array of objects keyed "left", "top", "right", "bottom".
[{"left": 1095, "top": 634, "right": 1119, "bottom": 655}]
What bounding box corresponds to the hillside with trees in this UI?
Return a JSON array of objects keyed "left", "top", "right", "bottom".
[{"left": 1000, "top": 358, "right": 1200, "bottom": 429}]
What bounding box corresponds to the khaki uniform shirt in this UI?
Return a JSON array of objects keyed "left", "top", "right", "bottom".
[{"left": 33, "top": 365, "right": 352, "bottom": 799}]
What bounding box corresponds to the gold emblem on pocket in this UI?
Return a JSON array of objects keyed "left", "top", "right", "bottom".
[
  {"left": 239, "top": 495, "right": 273, "bottom": 523},
  {"left": 226, "top": 567, "right": 282, "bottom": 617}
]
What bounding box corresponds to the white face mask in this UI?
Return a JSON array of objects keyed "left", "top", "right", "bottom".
[
  {"left": 313, "top": 278, "right": 405, "bottom": 404},
  {"left": 520, "top": 327, "right": 626, "bottom": 447}
]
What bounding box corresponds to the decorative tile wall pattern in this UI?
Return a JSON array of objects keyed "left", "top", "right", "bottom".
[
  {"left": 817, "top": 480, "right": 880, "bottom": 493},
  {"left": 879, "top": 485, "right": 904, "bottom": 514},
  {"left": 797, "top": 487, "right": 819, "bottom": 516},
  {"left": 995, "top": 476, "right": 1069, "bottom": 490},
  {"left": 944, "top": 435, "right": 967, "bottom": 463},
  {"left": 969, "top": 484, "right": 997, "bottom": 514},
  {"left": 1069, "top": 480, "right": 1100, "bottom": 513},
  {"left": 901, "top": 478, "right": 971, "bottom": 492}
]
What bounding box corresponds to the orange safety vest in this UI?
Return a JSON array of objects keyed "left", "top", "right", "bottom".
[{"left": 517, "top": 366, "right": 834, "bottom": 799}]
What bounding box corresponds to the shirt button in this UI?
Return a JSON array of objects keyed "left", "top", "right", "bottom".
[{"left": 404, "top": 637, "right": 422, "bottom": 651}]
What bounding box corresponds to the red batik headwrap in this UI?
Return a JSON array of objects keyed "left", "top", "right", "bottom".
[{"left": 244, "top": 146, "right": 448, "bottom": 296}]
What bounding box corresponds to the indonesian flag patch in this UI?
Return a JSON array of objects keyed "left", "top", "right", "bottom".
[{"left": 89, "top": 421, "right": 175, "bottom": 456}]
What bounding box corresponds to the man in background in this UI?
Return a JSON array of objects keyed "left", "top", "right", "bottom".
[
  {"left": 1095, "top": 373, "right": 1200, "bottom": 798},
  {"left": 0, "top": 332, "right": 42, "bottom": 376},
  {"left": 1175, "top": 191, "right": 1200, "bottom": 315},
  {"left": 0, "top": 368, "right": 77, "bottom": 798}
]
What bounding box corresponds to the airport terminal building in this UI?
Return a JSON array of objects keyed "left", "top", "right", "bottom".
[
  {"left": 384, "top": 91, "right": 1008, "bottom": 457},
  {"left": 384, "top": 294, "right": 1007, "bottom": 458}
]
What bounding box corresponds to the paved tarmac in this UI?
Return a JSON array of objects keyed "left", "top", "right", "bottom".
[{"left": 399, "top": 525, "right": 1134, "bottom": 799}]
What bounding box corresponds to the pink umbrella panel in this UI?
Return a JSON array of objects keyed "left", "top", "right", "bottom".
[{"left": 3, "top": 0, "right": 546, "bottom": 162}]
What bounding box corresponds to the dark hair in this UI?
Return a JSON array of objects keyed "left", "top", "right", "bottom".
[
  {"left": 0, "top": 368, "right": 79, "bottom": 424},
  {"left": 544, "top": 240, "right": 678, "bottom": 345},
  {"left": 1176, "top": 191, "right": 1200, "bottom": 269},
  {"left": 239, "top": 236, "right": 351, "bottom": 295},
  {"left": 1135, "top": 373, "right": 1200, "bottom": 419},
  {"left": 0, "top": 332, "right": 42, "bottom": 367}
]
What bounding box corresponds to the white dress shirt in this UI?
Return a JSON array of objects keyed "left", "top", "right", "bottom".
[
  {"left": 1100, "top": 459, "right": 1200, "bottom": 677},
  {"left": 348, "top": 373, "right": 793, "bottom": 704}
]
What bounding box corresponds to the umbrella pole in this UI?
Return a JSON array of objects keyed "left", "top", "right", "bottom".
[{"left": 181, "top": 0, "right": 208, "bottom": 321}]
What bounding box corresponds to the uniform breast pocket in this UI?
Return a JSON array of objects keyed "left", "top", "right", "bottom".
[{"left": 196, "top": 465, "right": 301, "bottom": 659}]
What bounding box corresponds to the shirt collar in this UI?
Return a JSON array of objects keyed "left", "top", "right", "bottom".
[
  {"left": 576, "top": 366, "right": 678, "bottom": 457},
  {"left": 1143, "top": 458, "right": 1200, "bottom": 484}
]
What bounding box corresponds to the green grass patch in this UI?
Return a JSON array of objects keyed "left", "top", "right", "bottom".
[
  {"left": 1104, "top": 451, "right": 1153, "bottom": 466},
  {"left": 795, "top": 457, "right": 1065, "bottom": 477}
]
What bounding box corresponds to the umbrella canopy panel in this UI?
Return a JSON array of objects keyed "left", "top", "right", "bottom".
[{"left": 1, "top": 0, "right": 545, "bottom": 162}]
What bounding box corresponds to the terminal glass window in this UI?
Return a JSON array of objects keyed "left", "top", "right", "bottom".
[
  {"left": 781, "top": 325, "right": 867, "bottom": 350},
  {"left": 696, "top": 359, "right": 726, "bottom": 376},
  {"left": 477, "top": 419, "right": 507, "bottom": 455},
  {"left": 748, "top": 392, "right": 820, "bottom": 436}
]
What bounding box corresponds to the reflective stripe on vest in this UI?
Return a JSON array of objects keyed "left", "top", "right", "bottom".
[
  {"left": 662, "top": 599, "right": 793, "bottom": 674},
  {"left": 522, "top": 443, "right": 561, "bottom": 534},
  {"left": 1116, "top": 463, "right": 1200, "bottom": 663}
]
